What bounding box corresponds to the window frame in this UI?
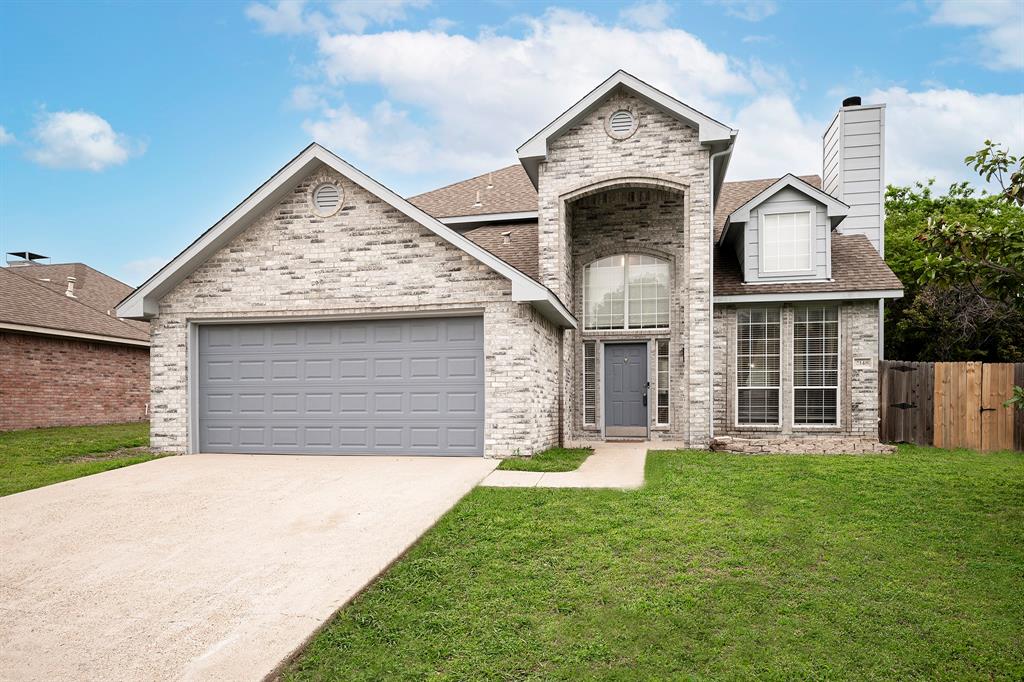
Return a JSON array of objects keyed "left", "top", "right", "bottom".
[
  {"left": 734, "top": 306, "right": 782, "bottom": 427},
  {"left": 791, "top": 304, "right": 841, "bottom": 428},
  {"left": 582, "top": 254, "right": 670, "bottom": 332},
  {"left": 655, "top": 338, "right": 670, "bottom": 427},
  {"left": 582, "top": 340, "right": 597, "bottom": 427},
  {"left": 758, "top": 209, "right": 815, "bottom": 276}
]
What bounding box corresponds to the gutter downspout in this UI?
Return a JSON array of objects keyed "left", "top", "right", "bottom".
[{"left": 708, "top": 145, "right": 733, "bottom": 444}]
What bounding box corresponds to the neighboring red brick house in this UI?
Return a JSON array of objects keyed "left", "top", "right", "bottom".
[{"left": 0, "top": 255, "right": 150, "bottom": 431}]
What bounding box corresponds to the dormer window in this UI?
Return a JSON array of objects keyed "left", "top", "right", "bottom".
[
  {"left": 583, "top": 254, "right": 669, "bottom": 330},
  {"left": 760, "top": 210, "right": 813, "bottom": 274}
]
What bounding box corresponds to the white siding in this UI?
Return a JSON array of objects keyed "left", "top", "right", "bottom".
[{"left": 821, "top": 104, "right": 885, "bottom": 255}]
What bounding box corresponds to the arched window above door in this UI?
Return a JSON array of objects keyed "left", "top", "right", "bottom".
[{"left": 583, "top": 254, "right": 669, "bottom": 330}]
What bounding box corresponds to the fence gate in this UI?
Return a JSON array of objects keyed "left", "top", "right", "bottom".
[
  {"left": 880, "top": 360, "right": 1022, "bottom": 452},
  {"left": 981, "top": 363, "right": 1016, "bottom": 452},
  {"left": 878, "top": 361, "right": 933, "bottom": 445}
]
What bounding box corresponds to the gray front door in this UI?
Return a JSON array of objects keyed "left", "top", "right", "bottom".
[
  {"left": 604, "top": 343, "right": 648, "bottom": 437},
  {"left": 197, "top": 317, "right": 484, "bottom": 456}
]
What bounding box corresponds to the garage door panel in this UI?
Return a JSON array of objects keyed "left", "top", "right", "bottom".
[{"left": 198, "top": 317, "right": 484, "bottom": 456}]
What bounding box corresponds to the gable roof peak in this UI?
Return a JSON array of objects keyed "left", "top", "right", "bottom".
[
  {"left": 116, "top": 142, "right": 576, "bottom": 328},
  {"left": 517, "top": 70, "right": 737, "bottom": 187}
]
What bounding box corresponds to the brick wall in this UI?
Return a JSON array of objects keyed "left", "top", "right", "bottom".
[
  {"left": 151, "top": 163, "right": 562, "bottom": 457},
  {"left": 0, "top": 332, "right": 149, "bottom": 431},
  {"left": 566, "top": 188, "right": 691, "bottom": 444},
  {"left": 713, "top": 300, "right": 881, "bottom": 441},
  {"left": 536, "top": 91, "right": 713, "bottom": 447}
]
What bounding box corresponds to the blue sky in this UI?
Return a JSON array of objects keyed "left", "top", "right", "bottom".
[{"left": 1, "top": 0, "right": 1022, "bottom": 284}]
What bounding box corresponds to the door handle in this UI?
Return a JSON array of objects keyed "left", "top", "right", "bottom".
[{"left": 642, "top": 393, "right": 647, "bottom": 406}]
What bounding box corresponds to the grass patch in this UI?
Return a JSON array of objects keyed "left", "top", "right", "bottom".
[
  {"left": 286, "top": 445, "right": 1024, "bottom": 681},
  {"left": 0, "top": 422, "right": 167, "bottom": 496},
  {"left": 497, "top": 447, "right": 592, "bottom": 472}
]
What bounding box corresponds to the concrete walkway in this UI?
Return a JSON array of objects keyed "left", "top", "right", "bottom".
[
  {"left": 481, "top": 441, "right": 679, "bottom": 490},
  {"left": 0, "top": 454, "right": 496, "bottom": 682}
]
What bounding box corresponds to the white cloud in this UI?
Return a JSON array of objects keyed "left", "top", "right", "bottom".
[
  {"left": 253, "top": 3, "right": 1023, "bottom": 196},
  {"left": 929, "top": 0, "right": 1023, "bottom": 71},
  {"left": 619, "top": 1, "right": 673, "bottom": 30},
  {"left": 709, "top": 0, "right": 778, "bottom": 22},
  {"left": 28, "top": 111, "right": 143, "bottom": 171},
  {"left": 868, "top": 86, "right": 1024, "bottom": 187},
  {"left": 728, "top": 87, "right": 1024, "bottom": 188},
  {"left": 0, "top": 125, "right": 14, "bottom": 145},
  {"left": 289, "top": 84, "right": 324, "bottom": 110},
  {"left": 729, "top": 94, "right": 822, "bottom": 179},
  {"left": 246, "top": 0, "right": 429, "bottom": 35},
  {"left": 302, "top": 8, "right": 754, "bottom": 180}
]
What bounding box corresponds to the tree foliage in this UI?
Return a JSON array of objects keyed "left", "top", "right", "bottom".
[{"left": 884, "top": 142, "right": 1024, "bottom": 362}]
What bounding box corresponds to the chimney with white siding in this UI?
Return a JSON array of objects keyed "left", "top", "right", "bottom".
[{"left": 822, "top": 97, "right": 886, "bottom": 255}]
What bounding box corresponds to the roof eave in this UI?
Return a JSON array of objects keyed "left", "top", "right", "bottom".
[
  {"left": 116, "top": 143, "right": 577, "bottom": 329},
  {"left": 714, "top": 288, "right": 903, "bottom": 304}
]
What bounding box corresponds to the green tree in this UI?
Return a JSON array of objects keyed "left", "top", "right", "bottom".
[{"left": 884, "top": 142, "right": 1024, "bottom": 362}]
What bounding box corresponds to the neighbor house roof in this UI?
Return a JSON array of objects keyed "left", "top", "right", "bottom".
[
  {"left": 0, "top": 267, "right": 150, "bottom": 345},
  {"left": 6, "top": 262, "right": 150, "bottom": 335},
  {"left": 115, "top": 143, "right": 576, "bottom": 329},
  {"left": 713, "top": 233, "right": 903, "bottom": 301},
  {"left": 408, "top": 165, "right": 537, "bottom": 220}
]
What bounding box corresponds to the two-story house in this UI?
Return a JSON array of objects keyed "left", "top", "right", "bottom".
[{"left": 117, "top": 71, "right": 901, "bottom": 457}]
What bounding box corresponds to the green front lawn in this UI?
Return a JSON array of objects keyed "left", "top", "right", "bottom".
[
  {"left": 0, "top": 422, "right": 166, "bottom": 496},
  {"left": 497, "top": 447, "right": 592, "bottom": 472},
  {"left": 287, "top": 445, "right": 1023, "bottom": 681}
]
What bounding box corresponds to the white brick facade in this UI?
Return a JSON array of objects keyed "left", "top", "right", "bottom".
[
  {"left": 536, "top": 92, "right": 713, "bottom": 447},
  {"left": 712, "top": 300, "right": 881, "bottom": 441},
  {"left": 150, "top": 164, "right": 561, "bottom": 457},
  {"left": 143, "top": 83, "right": 890, "bottom": 458}
]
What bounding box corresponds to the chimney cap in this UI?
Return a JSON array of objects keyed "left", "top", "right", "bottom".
[{"left": 842, "top": 96, "right": 862, "bottom": 107}]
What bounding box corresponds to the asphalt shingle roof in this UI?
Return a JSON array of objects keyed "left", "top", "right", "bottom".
[
  {"left": 410, "top": 166, "right": 898, "bottom": 296},
  {"left": 714, "top": 233, "right": 902, "bottom": 296},
  {"left": 463, "top": 223, "right": 540, "bottom": 280},
  {"left": 408, "top": 165, "right": 537, "bottom": 218},
  {"left": 0, "top": 266, "right": 150, "bottom": 342}
]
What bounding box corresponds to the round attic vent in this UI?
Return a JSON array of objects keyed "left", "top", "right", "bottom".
[
  {"left": 312, "top": 182, "right": 343, "bottom": 217},
  {"left": 606, "top": 109, "right": 638, "bottom": 140}
]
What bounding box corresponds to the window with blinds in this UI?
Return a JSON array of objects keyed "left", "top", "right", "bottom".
[
  {"left": 736, "top": 307, "right": 781, "bottom": 424},
  {"left": 583, "top": 341, "right": 597, "bottom": 426},
  {"left": 656, "top": 339, "right": 669, "bottom": 426},
  {"left": 793, "top": 306, "right": 839, "bottom": 425}
]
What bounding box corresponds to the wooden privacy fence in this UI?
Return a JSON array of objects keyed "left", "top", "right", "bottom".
[{"left": 879, "top": 361, "right": 1024, "bottom": 451}]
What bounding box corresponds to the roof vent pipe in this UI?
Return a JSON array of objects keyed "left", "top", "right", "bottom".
[
  {"left": 501, "top": 230, "right": 512, "bottom": 245},
  {"left": 842, "top": 96, "right": 862, "bottom": 107},
  {"left": 65, "top": 276, "right": 77, "bottom": 298}
]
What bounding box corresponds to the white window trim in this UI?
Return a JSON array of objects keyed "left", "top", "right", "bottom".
[
  {"left": 791, "top": 304, "right": 841, "bottom": 428},
  {"left": 655, "top": 338, "right": 670, "bottom": 427},
  {"left": 734, "top": 306, "right": 782, "bottom": 428},
  {"left": 758, "top": 209, "right": 815, "bottom": 277},
  {"left": 582, "top": 254, "right": 671, "bottom": 332}
]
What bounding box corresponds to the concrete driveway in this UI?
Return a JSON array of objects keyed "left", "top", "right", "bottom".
[{"left": 0, "top": 454, "right": 496, "bottom": 681}]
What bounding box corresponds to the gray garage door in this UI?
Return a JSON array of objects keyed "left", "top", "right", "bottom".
[{"left": 197, "top": 317, "right": 484, "bottom": 455}]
